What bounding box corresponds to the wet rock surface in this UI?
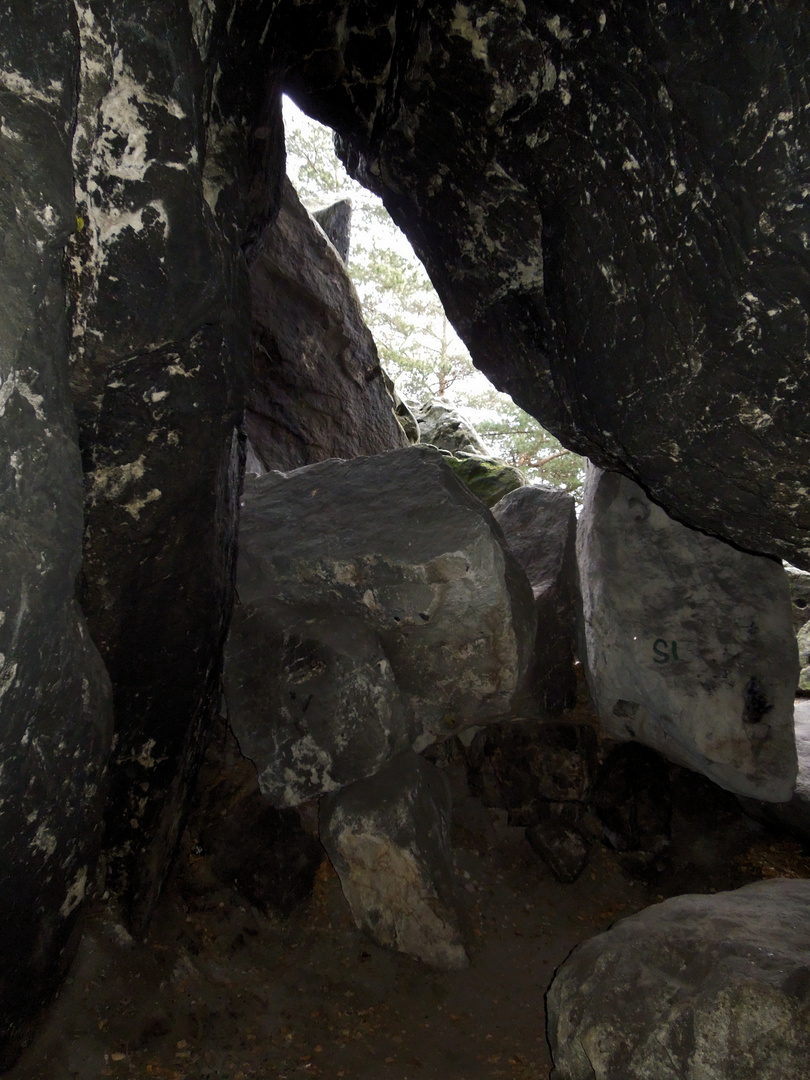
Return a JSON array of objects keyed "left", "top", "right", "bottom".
[
  {"left": 547, "top": 878, "right": 810, "bottom": 1080},
  {"left": 577, "top": 466, "right": 798, "bottom": 801},
  {"left": 320, "top": 752, "right": 468, "bottom": 970},
  {"left": 246, "top": 178, "right": 406, "bottom": 472},
  {"left": 229, "top": 447, "right": 535, "bottom": 745},
  {"left": 493, "top": 485, "right": 578, "bottom": 714}
]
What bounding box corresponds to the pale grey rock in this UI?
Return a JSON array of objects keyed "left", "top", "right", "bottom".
[
  {"left": 232, "top": 447, "right": 535, "bottom": 744},
  {"left": 784, "top": 564, "right": 810, "bottom": 632},
  {"left": 738, "top": 700, "right": 810, "bottom": 843},
  {"left": 415, "top": 399, "right": 492, "bottom": 456},
  {"left": 798, "top": 619, "right": 810, "bottom": 693},
  {"left": 577, "top": 466, "right": 798, "bottom": 802},
  {"left": 320, "top": 752, "right": 468, "bottom": 970},
  {"left": 547, "top": 879, "right": 810, "bottom": 1080},
  {"left": 492, "top": 485, "right": 578, "bottom": 713},
  {"left": 225, "top": 604, "right": 416, "bottom": 807}
]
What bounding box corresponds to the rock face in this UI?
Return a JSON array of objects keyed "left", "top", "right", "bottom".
[
  {"left": 313, "top": 197, "right": 352, "bottom": 263},
  {"left": 547, "top": 879, "right": 810, "bottom": 1080},
  {"left": 445, "top": 454, "right": 525, "bottom": 509},
  {"left": 785, "top": 565, "right": 810, "bottom": 632},
  {"left": 415, "top": 399, "right": 492, "bottom": 457},
  {"left": 577, "top": 466, "right": 798, "bottom": 802},
  {"left": 246, "top": 177, "right": 407, "bottom": 472},
  {"left": 492, "top": 485, "right": 578, "bottom": 714},
  {"left": 0, "top": 10, "right": 114, "bottom": 1063},
  {"left": 320, "top": 753, "right": 468, "bottom": 970},
  {"left": 798, "top": 621, "right": 810, "bottom": 693},
  {"left": 228, "top": 447, "right": 535, "bottom": 749},
  {"left": 307, "top": 1, "right": 810, "bottom": 568},
  {"left": 739, "top": 700, "right": 810, "bottom": 844},
  {"left": 226, "top": 606, "right": 416, "bottom": 806}
]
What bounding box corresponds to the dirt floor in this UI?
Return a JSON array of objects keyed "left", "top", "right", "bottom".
[{"left": 8, "top": 725, "right": 810, "bottom": 1080}]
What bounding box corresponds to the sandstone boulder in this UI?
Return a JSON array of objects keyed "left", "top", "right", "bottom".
[
  {"left": 230, "top": 447, "right": 536, "bottom": 748},
  {"left": 547, "top": 879, "right": 810, "bottom": 1080},
  {"left": 492, "top": 485, "right": 578, "bottom": 713},
  {"left": 577, "top": 466, "right": 798, "bottom": 801},
  {"left": 246, "top": 177, "right": 407, "bottom": 472},
  {"left": 320, "top": 752, "right": 468, "bottom": 970},
  {"left": 446, "top": 453, "right": 525, "bottom": 508},
  {"left": 738, "top": 700, "right": 810, "bottom": 844},
  {"left": 414, "top": 399, "right": 492, "bottom": 456},
  {"left": 312, "top": 197, "right": 352, "bottom": 263},
  {"left": 798, "top": 620, "right": 810, "bottom": 693}
]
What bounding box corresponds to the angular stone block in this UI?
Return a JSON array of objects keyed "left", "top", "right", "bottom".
[
  {"left": 320, "top": 753, "right": 468, "bottom": 970},
  {"left": 577, "top": 467, "right": 798, "bottom": 801}
]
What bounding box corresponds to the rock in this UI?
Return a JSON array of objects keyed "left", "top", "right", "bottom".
[
  {"left": 246, "top": 177, "right": 407, "bottom": 472},
  {"left": 492, "top": 485, "right": 578, "bottom": 713},
  {"left": 784, "top": 565, "right": 810, "bottom": 632},
  {"left": 226, "top": 606, "right": 416, "bottom": 806},
  {"left": 590, "top": 744, "right": 672, "bottom": 857},
  {"left": 317, "top": 2, "right": 810, "bottom": 567},
  {"left": 798, "top": 620, "right": 810, "bottom": 693},
  {"left": 320, "top": 752, "right": 468, "bottom": 970},
  {"left": 445, "top": 453, "right": 526, "bottom": 508},
  {"left": 547, "top": 879, "right": 810, "bottom": 1080},
  {"left": 313, "top": 197, "right": 352, "bottom": 263},
  {"left": 577, "top": 466, "right": 798, "bottom": 802},
  {"left": 230, "top": 447, "right": 536, "bottom": 745},
  {"left": 738, "top": 700, "right": 810, "bottom": 844},
  {"left": 0, "top": 12, "right": 113, "bottom": 1065},
  {"left": 467, "top": 719, "right": 597, "bottom": 826},
  {"left": 526, "top": 804, "right": 593, "bottom": 884},
  {"left": 414, "top": 399, "right": 492, "bottom": 456}
]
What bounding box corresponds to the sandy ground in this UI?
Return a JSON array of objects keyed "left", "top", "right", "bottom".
[{"left": 8, "top": 702, "right": 810, "bottom": 1080}]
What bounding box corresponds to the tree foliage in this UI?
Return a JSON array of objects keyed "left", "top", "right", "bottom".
[{"left": 283, "top": 99, "right": 584, "bottom": 496}]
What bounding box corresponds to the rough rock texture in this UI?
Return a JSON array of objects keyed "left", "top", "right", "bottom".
[
  {"left": 492, "top": 485, "right": 578, "bottom": 713},
  {"left": 547, "top": 879, "right": 810, "bottom": 1080},
  {"left": 591, "top": 744, "right": 672, "bottom": 858},
  {"left": 226, "top": 606, "right": 416, "bottom": 806},
  {"left": 313, "top": 197, "right": 352, "bottom": 263},
  {"left": 245, "top": 177, "right": 407, "bottom": 472},
  {"left": 739, "top": 700, "right": 810, "bottom": 844},
  {"left": 320, "top": 752, "right": 468, "bottom": 970},
  {"left": 230, "top": 447, "right": 535, "bottom": 745},
  {"left": 445, "top": 453, "right": 525, "bottom": 508},
  {"left": 785, "top": 565, "right": 810, "bottom": 632},
  {"left": 578, "top": 467, "right": 798, "bottom": 801},
  {"left": 799, "top": 620, "right": 810, "bottom": 693},
  {"left": 310, "top": 1, "right": 810, "bottom": 568},
  {"left": 0, "top": 7, "right": 114, "bottom": 1063},
  {"left": 467, "top": 719, "right": 596, "bottom": 825},
  {"left": 415, "top": 399, "right": 492, "bottom": 457},
  {"left": 64, "top": 0, "right": 284, "bottom": 933},
  {"left": 525, "top": 805, "right": 593, "bottom": 884}
]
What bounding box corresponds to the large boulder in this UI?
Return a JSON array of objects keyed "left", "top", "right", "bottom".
[
  {"left": 297, "top": 1, "right": 810, "bottom": 568},
  {"left": 320, "top": 752, "right": 468, "bottom": 970},
  {"left": 445, "top": 453, "right": 526, "bottom": 509},
  {"left": 228, "top": 447, "right": 535, "bottom": 751},
  {"left": 0, "top": 10, "right": 113, "bottom": 1064},
  {"left": 738, "top": 700, "right": 810, "bottom": 844},
  {"left": 246, "top": 177, "right": 407, "bottom": 472},
  {"left": 492, "top": 485, "right": 578, "bottom": 713},
  {"left": 577, "top": 466, "right": 798, "bottom": 802},
  {"left": 547, "top": 879, "right": 810, "bottom": 1080},
  {"left": 226, "top": 606, "right": 416, "bottom": 806},
  {"left": 415, "top": 398, "right": 493, "bottom": 457}
]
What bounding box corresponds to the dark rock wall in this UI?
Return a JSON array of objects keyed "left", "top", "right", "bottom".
[
  {"left": 306, "top": 0, "right": 810, "bottom": 567},
  {"left": 0, "top": 2, "right": 113, "bottom": 1063}
]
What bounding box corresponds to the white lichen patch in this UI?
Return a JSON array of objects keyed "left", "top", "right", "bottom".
[
  {"left": 0, "top": 371, "right": 46, "bottom": 421},
  {"left": 60, "top": 865, "right": 88, "bottom": 918},
  {"left": 122, "top": 487, "right": 162, "bottom": 519},
  {"left": 0, "top": 68, "right": 63, "bottom": 106},
  {"left": 33, "top": 823, "right": 58, "bottom": 859},
  {"left": 450, "top": 4, "right": 490, "bottom": 65},
  {"left": 88, "top": 455, "right": 146, "bottom": 501}
]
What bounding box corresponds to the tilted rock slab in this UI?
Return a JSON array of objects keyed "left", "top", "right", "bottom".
[
  {"left": 492, "top": 485, "right": 579, "bottom": 713},
  {"left": 246, "top": 177, "right": 407, "bottom": 473},
  {"left": 547, "top": 879, "right": 810, "bottom": 1080},
  {"left": 229, "top": 446, "right": 535, "bottom": 766},
  {"left": 577, "top": 467, "right": 798, "bottom": 801},
  {"left": 320, "top": 752, "right": 468, "bottom": 970}
]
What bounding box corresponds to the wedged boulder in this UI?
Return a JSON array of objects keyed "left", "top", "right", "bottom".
[
  {"left": 312, "top": 197, "right": 352, "bottom": 263},
  {"left": 445, "top": 453, "right": 525, "bottom": 509},
  {"left": 798, "top": 620, "right": 810, "bottom": 693},
  {"left": 547, "top": 879, "right": 810, "bottom": 1080},
  {"left": 231, "top": 446, "right": 536, "bottom": 746},
  {"left": 492, "top": 485, "right": 578, "bottom": 713},
  {"left": 226, "top": 605, "right": 416, "bottom": 806},
  {"left": 246, "top": 177, "right": 407, "bottom": 472},
  {"left": 414, "top": 398, "right": 492, "bottom": 456},
  {"left": 525, "top": 804, "right": 593, "bottom": 884},
  {"left": 577, "top": 466, "right": 798, "bottom": 802},
  {"left": 784, "top": 565, "right": 810, "bottom": 632},
  {"left": 320, "top": 752, "right": 468, "bottom": 970}
]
